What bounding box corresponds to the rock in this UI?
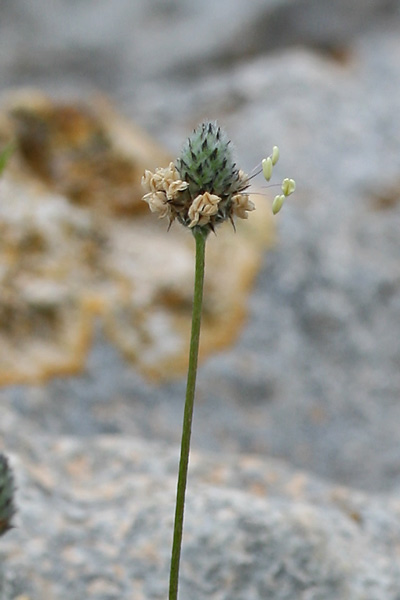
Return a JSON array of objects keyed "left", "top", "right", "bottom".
[
  {"left": 0, "top": 0, "right": 397, "bottom": 98},
  {"left": 2, "top": 436, "right": 400, "bottom": 599},
  {"left": 0, "top": 92, "right": 273, "bottom": 384}
]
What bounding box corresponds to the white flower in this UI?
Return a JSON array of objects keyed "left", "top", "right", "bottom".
[
  {"left": 231, "top": 194, "right": 255, "bottom": 220},
  {"left": 142, "top": 163, "right": 188, "bottom": 199},
  {"left": 143, "top": 191, "right": 171, "bottom": 219},
  {"left": 188, "top": 192, "right": 221, "bottom": 228}
]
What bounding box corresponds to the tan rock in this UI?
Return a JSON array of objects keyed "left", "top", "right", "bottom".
[{"left": 0, "top": 91, "right": 274, "bottom": 384}]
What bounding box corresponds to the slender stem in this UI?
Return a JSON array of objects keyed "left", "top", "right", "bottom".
[{"left": 169, "top": 228, "right": 207, "bottom": 600}]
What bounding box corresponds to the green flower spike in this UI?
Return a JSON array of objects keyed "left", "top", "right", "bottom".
[
  {"left": 0, "top": 454, "right": 16, "bottom": 538},
  {"left": 142, "top": 122, "right": 254, "bottom": 235}
]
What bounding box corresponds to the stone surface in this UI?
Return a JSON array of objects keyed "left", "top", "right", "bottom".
[
  {"left": 1, "top": 0, "right": 400, "bottom": 598},
  {"left": 2, "top": 437, "right": 400, "bottom": 599},
  {"left": 0, "top": 92, "right": 272, "bottom": 384}
]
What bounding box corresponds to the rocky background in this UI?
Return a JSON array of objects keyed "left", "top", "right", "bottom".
[{"left": 1, "top": 1, "right": 400, "bottom": 598}]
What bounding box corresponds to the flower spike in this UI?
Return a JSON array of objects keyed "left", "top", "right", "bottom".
[
  {"left": 142, "top": 122, "right": 253, "bottom": 235},
  {"left": 142, "top": 123, "right": 295, "bottom": 227}
]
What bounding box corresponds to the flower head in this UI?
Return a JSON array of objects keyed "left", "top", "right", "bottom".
[
  {"left": 142, "top": 122, "right": 252, "bottom": 234},
  {"left": 141, "top": 122, "right": 295, "bottom": 232}
]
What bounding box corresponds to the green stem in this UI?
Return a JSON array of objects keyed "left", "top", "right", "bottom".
[{"left": 169, "top": 228, "right": 208, "bottom": 600}]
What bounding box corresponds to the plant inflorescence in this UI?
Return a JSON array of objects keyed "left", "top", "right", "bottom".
[{"left": 142, "top": 121, "right": 295, "bottom": 600}]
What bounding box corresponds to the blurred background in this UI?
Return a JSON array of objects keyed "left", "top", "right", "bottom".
[{"left": 1, "top": 0, "right": 400, "bottom": 493}]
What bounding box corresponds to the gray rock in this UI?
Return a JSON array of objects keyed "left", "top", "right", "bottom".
[
  {"left": 0, "top": 0, "right": 398, "bottom": 100},
  {"left": 2, "top": 436, "right": 400, "bottom": 599}
]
